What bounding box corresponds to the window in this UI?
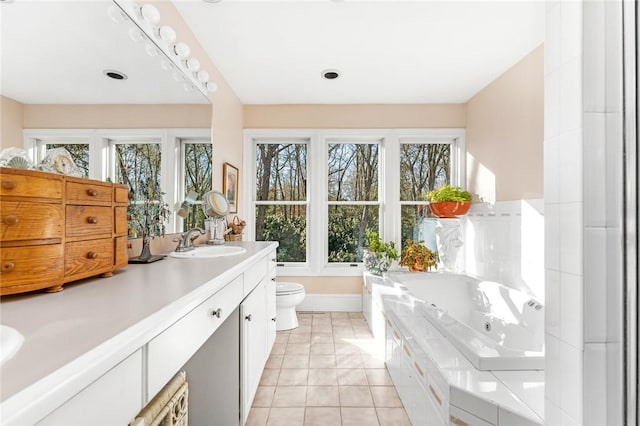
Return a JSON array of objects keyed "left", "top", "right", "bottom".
[
  {"left": 254, "top": 139, "right": 308, "bottom": 264},
  {"left": 181, "top": 139, "right": 213, "bottom": 231},
  {"left": 327, "top": 140, "right": 380, "bottom": 263},
  {"left": 24, "top": 129, "right": 211, "bottom": 235},
  {"left": 399, "top": 140, "right": 451, "bottom": 251},
  {"left": 245, "top": 129, "right": 464, "bottom": 276}
]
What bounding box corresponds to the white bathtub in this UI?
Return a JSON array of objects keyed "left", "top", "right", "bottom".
[{"left": 385, "top": 272, "right": 544, "bottom": 371}]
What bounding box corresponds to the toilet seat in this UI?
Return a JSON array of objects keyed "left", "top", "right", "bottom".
[{"left": 276, "top": 282, "right": 305, "bottom": 295}]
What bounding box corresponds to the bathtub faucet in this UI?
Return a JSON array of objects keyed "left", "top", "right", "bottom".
[{"left": 527, "top": 299, "right": 543, "bottom": 310}]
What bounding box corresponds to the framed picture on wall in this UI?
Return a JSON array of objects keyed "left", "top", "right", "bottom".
[{"left": 223, "top": 162, "right": 239, "bottom": 214}]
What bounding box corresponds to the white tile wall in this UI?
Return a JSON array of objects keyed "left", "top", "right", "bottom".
[{"left": 545, "top": 0, "right": 625, "bottom": 424}]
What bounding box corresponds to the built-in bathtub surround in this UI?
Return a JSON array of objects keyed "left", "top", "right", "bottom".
[{"left": 462, "top": 199, "right": 544, "bottom": 301}]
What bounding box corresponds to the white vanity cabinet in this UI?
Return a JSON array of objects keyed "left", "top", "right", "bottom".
[{"left": 36, "top": 350, "right": 143, "bottom": 426}]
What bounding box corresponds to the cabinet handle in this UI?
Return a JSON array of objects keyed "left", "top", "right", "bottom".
[
  {"left": 1, "top": 179, "right": 16, "bottom": 190},
  {"left": 3, "top": 215, "right": 19, "bottom": 226},
  {"left": 413, "top": 361, "right": 424, "bottom": 378},
  {"left": 87, "top": 188, "right": 98, "bottom": 197},
  {"left": 271, "top": 317, "right": 276, "bottom": 322},
  {"left": 2, "top": 262, "right": 15, "bottom": 272},
  {"left": 87, "top": 251, "right": 99, "bottom": 260},
  {"left": 212, "top": 308, "right": 223, "bottom": 318},
  {"left": 87, "top": 216, "right": 99, "bottom": 224},
  {"left": 245, "top": 314, "right": 252, "bottom": 321},
  {"left": 429, "top": 385, "right": 442, "bottom": 407},
  {"left": 271, "top": 277, "right": 276, "bottom": 282},
  {"left": 450, "top": 416, "right": 469, "bottom": 426}
]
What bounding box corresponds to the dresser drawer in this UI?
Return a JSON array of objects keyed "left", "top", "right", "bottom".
[
  {"left": 147, "top": 275, "right": 243, "bottom": 398},
  {"left": 65, "top": 180, "right": 112, "bottom": 205},
  {"left": 113, "top": 185, "right": 128, "bottom": 204},
  {"left": 66, "top": 206, "right": 113, "bottom": 238},
  {"left": 114, "top": 236, "right": 128, "bottom": 269},
  {"left": 64, "top": 238, "right": 113, "bottom": 280},
  {"left": 114, "top": 206, "right": 127, "bottom": 236},
  {"left": 0, "top": 169, "right": 63, "bottom": 200},
  {"left": 1, "top": 245, "right": 64, "bottom": 294},
  {"left": 1, "top": 202, "right": 64, "bottom": 242}
]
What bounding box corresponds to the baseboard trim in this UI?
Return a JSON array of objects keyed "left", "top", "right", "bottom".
[{"left": 296, "top": 294, "right": 362, "bottom": 312}]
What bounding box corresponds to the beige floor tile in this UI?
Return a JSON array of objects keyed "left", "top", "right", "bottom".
[
  {"left": 271, "top": 386, "right": 308, "bottom": 407},
  {"left": 341, "top": 407, "right": 380, "bottom": 426},
  {"left": 246, "top": 407, "right": 270, "bottom": 426},
  {"left": 310, "top": 343, "right": 335, "bottom": 354},
  {"left": 376, "top": 408, "right": 411, "bottom": 426},
  {"left": 349, "top": 312, "right": 365, "bottom": 319},
  {"left": 298, "top": 315, "right": 312, "bottom": 325},
  {"left": 308, "top": 368, "right": 338, "bottom": 385},
  {"left": 253, "top": 386, "right": 276, "bottom": 407},
  {"left": 354, "top": 326, "right": 374, "bottom": 337},
  {"left": 332, "top": 326, "right": 355, "bottom": 335},
  {"left": 313, "top": 312, "right": 331, "bottom": 318},
  {"left": 312, "top": 318, "right": 332, "bottom": 326},
  {"left": 370, "top": 386, "right": 403, "bottom": 407},
  {"left": 274, "top": 333, "right": 289, "bottom": 345},
  {"left": 304, "top": 407, "right": 341, "bottom": 426},
  {"left": 305, "top": 385, "right": 340, "bottom": 406},
  {"left": 270, "top": 343, "right": 286, "bottom": 355},
  {"left": 336, "top": 354, "right": 364, "bottom": 369},
  {"left": 311, "top": 324, "right": 333, "bottom": 333},
  {"left": 277, "top": 368, "right": 309, "bottom": 386},
  {"left": 330, "top": 312, "right": 350, "bottom": 318},
  {"left": 335, "top": 342, "right": 361, "bottom": 354},
  {"left": 351, "top": 318, "right": 368, "bottom": 326},
  {"left": 310, "top": 333, "right": 333, "bottom": 344},
  {"left": 267, "top": 407, "right": 305, "bottom": 426},
  {"left": 265, "top": 355, "right": 284, "bottom": 369},
  {"left": 361, "top": 354, "right": 386, "bottom": 368},
  {"left": 260, "top": 369, "right": 280, "bottom": 386},
  {"left": 286, "top": 343, "right": 311, "bottom": 355},
  {"left": 331, "top": 317, "right": 352, "bottom": 325},
  {"left": 338, "top": 386, "right": 374, "bottom": 407},
  {"left": 337, "top": 368, "right": 368, "bottom": 385},
  {"left": 290, "top": 325, "right": 312, "bottom": 334},
  {"left": 288, "top": 333, "right": 311, "bottom": 343},
  {"left": 365, "top": 369, "right": 393, "bottom": 386},
  {"left": 309, "top": 354, "right": 336, "bottom": 368},
  {"left": 282, "top": 355, "right": 310, "bottom": 369}
]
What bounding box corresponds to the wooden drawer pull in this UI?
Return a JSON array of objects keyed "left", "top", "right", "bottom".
[
  {"left": 1, "top": 179, "right": 16, "bottom": 190},
  {"left": 87, "top": 216, "right": 99, "bottom": 224},
  {"left": 87, "top": 251, "right": 99, "bottom": 260},
  {"left": 413, "top": 361, "right": 424, "bottom": 377},
  {"left": 2, "top": 262, "right": 15, "bottom": 272},
  {"left": 3, "top": 215, "right": 19, "bottom": 225},
  {"left": 403, "top": 344, "right": 412, "bottom": 358},
  {"left": 429, "top": 385, "right": 442, "bottom": 406},
  {"left": 450, "top": 416, "right": 469, "bottom": 426},
  {"left": 87, "top": 188, "right": 99, "bottom": 197}
]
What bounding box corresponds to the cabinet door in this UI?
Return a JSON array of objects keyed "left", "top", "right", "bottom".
[
  {"left": 240, "top": 280, "right": 267, "bottom": 424},
  {"left": 265, "top": 275, "right": 277, "bottom": 354}
]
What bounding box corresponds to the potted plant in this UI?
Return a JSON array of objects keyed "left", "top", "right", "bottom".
[
  {"left": 362, "top": 231, "right": 399, "bottom": 275},
  {"left": 127, "top": 184, "right": 172, "bottom": 263},
  {"left": 426, "top": 185, "right": 472, "bottom": 218},
  {"left": 399, "top": 240, "right": 438, "bottom": 272}
]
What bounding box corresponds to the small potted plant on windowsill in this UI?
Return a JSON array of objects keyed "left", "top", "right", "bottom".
[
  {"left": 399, "top": 240, "right": 438, "bottom": 272},
  {"left": 426, "top": 185, "right": 472, "bottom": 218},
  {"left": 363, "top": 231, "right": 399, "bottom": 276}
]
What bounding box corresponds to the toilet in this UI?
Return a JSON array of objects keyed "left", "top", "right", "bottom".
[{"left": 275, "top": 282, "right": 305, "bottom": 331}]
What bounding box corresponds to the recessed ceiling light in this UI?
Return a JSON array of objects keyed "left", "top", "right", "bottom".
[
  {"left": 103, "top": 70, "right": 128, "bottom": 81},
  {"left": 321, "top": 69, "right": 340, "bottom": 80}
]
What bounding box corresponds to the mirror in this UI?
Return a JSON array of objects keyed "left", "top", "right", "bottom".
[
  {"left": 1, "top": 1, "right": 210, "bottom": 108},
  {"left": 203, "top": 191, "right": 230, "bottom": 218}
]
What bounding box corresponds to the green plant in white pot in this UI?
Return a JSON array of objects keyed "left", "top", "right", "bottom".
[{"left": 363, "top": 231, "right": 399, "bottom": 275}]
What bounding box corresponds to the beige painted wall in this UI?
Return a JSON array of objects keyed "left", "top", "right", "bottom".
[
  {"left": 244, "top": 104, "right": 466, "bottom": 128},
  {"left": 465, "top": 45, "right": 544, "bottom": 202},
  {"left": 1, "top": 96, "right": 25, "bottom": 148}
]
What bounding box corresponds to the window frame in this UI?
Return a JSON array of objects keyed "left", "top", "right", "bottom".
[
  {"left": 244, "top": 128, "right": 465, "bottom": 277},
  {"left": 24, "top": 128, "right": 211, "bottom": 234}
]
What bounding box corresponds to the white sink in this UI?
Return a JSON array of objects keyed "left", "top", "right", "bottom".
[
  {"left": 169, "top": 245, "right": 247, "bottom": 259},
  {"left": 0, "top": 325, "right": 24, "bottom": 365}
]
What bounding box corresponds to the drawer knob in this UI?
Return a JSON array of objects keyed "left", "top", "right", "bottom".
[
  {"left": 87, "top": 251, "right": 99, "bottom": 259},
  {"left": 271, "top": 317, "right": 276, "bottom": 322},
  {"left": 245, "top": 314, "right": 252, "bottom": 321},
  {"left": 212, "top": 308, "right": 223, "bottom": 318},
  {"left": 1, "top": 179, "right": 16, "bottom": 190},
  {"left": 3, "top": 215, "right": 19, "bottom": 226},
  {"left": 87, "top": 188, "right": 98, "bottom": 197},
  {"left": 2, "top": 262, "right": 15, "bottom": 272},
  {"left": 271, "top": 277, "right": 276, "bottom": 282},
  {"left": 87, "top": 216, "right": 99, "bottom": 224}
]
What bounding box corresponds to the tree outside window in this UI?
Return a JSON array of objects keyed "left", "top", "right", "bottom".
[{"left": 182, "top": 141, "right": 212, "bottom": 231}]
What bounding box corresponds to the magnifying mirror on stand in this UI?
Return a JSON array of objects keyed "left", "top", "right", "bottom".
[{"left": 202, "top": 190, "right": 230, "bottom": 245}]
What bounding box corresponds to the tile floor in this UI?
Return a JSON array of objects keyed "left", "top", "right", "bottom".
[{"left": 246, "top": 312, "right": 411, "bottom": 426}]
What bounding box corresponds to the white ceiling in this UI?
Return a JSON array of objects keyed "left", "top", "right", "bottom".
[{"left": 174, "top": 0, "right": 545, "bottom": 104}]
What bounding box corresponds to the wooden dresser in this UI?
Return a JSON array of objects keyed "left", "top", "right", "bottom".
[{"left": 0, "top": 167, "right": 128, "bottom": 296}]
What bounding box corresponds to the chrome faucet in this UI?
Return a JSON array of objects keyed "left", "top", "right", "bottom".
[{"left": 174, "top": 227, "right": 205, "bottom": 252}]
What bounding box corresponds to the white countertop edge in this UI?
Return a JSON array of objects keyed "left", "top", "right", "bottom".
[{"left": 1, "top": 242, "right": 277, "bottom": 425}]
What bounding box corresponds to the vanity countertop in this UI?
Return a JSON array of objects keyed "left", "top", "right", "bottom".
[{"left": 0, "top": 241, "right": 277, "bottom": 423}]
